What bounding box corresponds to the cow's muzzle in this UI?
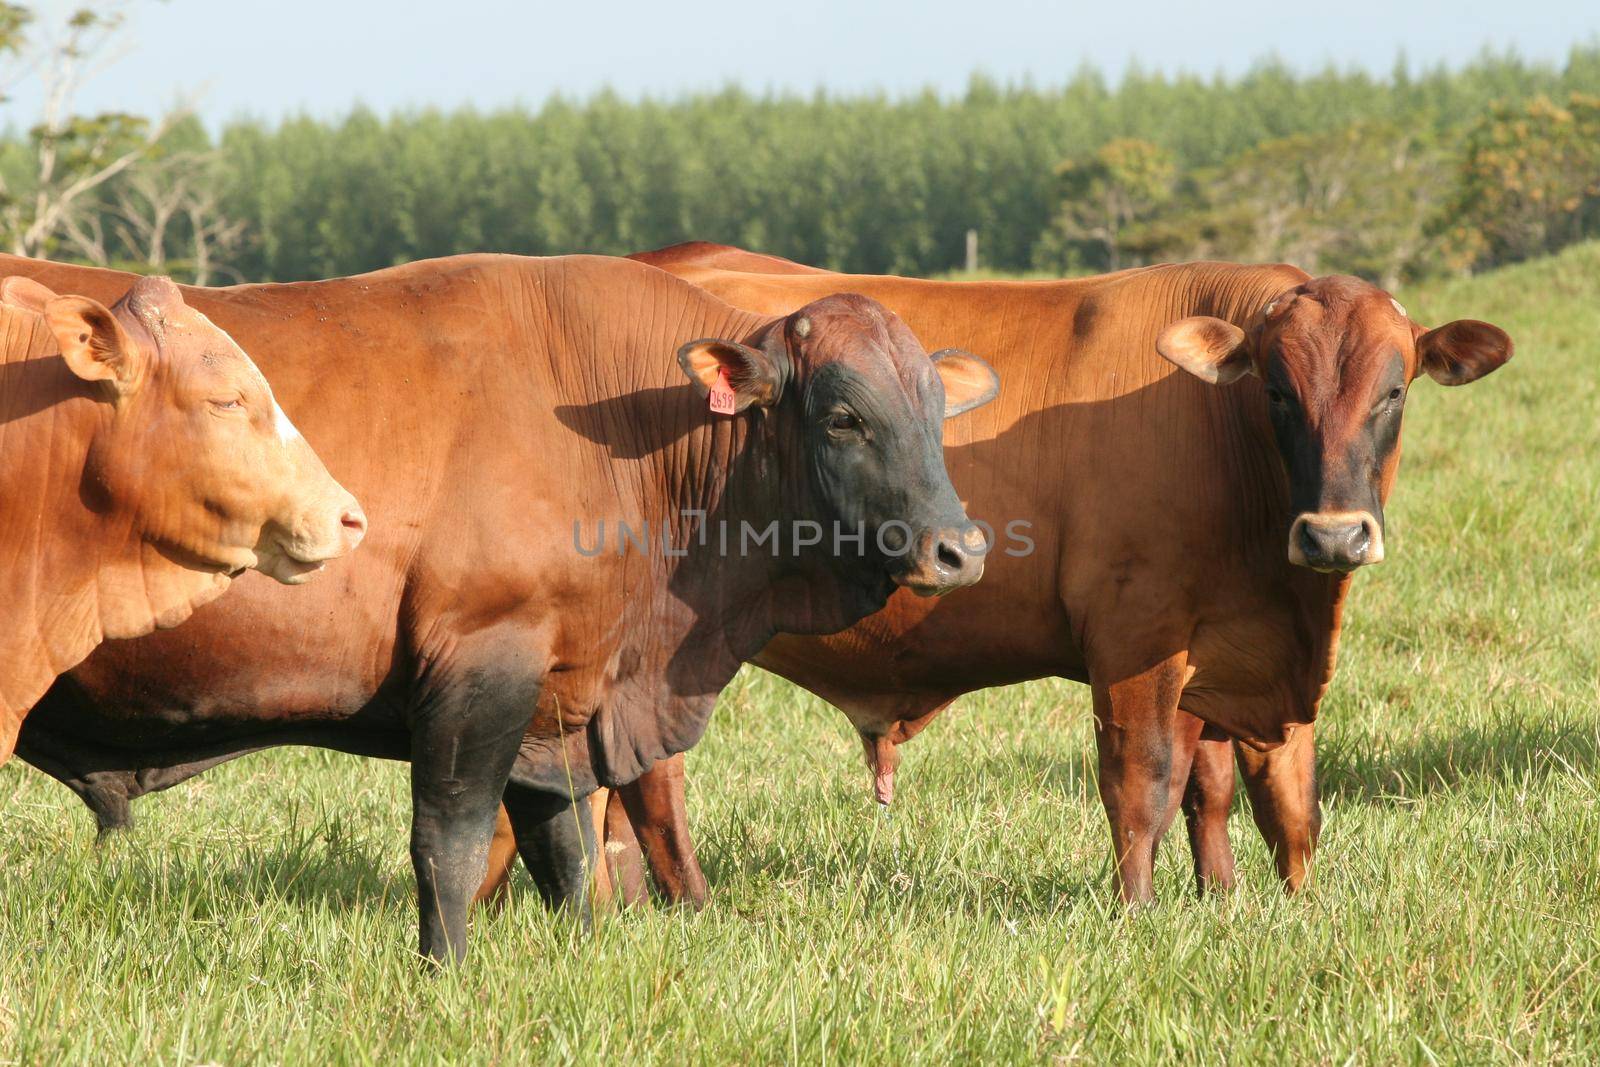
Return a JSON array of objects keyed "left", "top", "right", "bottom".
[
  {"left": 1288, "top": 511, "right": 1384, "bottom": 572},
  {"left": 893, "top": 523, "right": 987, "bottom": 596},
  {"left": 258, "top": 492, "right": 368, "bottom": 585}
]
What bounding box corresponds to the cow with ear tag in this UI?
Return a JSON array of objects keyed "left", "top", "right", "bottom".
[
  {"left": 3, "top": 254, "right": 996, "bottom": 965},
  {"left": 0, "top": 275, "right": 364, "bottom": 764},
  {"left": 677, "top": 301, "right": 998, "bottom": 599}
]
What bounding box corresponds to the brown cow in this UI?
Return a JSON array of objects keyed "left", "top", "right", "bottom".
[
  {"left": 8, "top": 252, "right": 997, "bottom": 963},
  {"left": 478, "top": 243, "right": 1512, "bottom": 908},
  {"left": 0, "top": 275, "right": 363, "bottom": 765}
]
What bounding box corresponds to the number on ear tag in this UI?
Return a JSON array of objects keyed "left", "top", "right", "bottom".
[{"left": 709, "top": 370, "right": 737, "bottom": 414}]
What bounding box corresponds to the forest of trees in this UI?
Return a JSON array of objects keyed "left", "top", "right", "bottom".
[{"left": 3, "top": 4, "right": 1600, "bottom": 285}]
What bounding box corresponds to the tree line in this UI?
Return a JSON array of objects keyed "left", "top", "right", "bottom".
[{"left": 4, "top": 5, "right": 1600, "bottom": 284}]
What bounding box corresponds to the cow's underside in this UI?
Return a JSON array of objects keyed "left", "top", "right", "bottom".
[
  {"left": 14, "top": 688, "right": 619, "bottom": 835},
  {"left": 16, "top": 705, "right": 415, "bottom": 832}
]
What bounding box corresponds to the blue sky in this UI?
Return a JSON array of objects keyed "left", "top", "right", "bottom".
[{"left": 7, "top": 0, "right": 1597, "bottom": 125}]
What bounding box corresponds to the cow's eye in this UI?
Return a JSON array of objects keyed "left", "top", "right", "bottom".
[
  {"left": 209, "top": 397, "right": 244, "bottom": 413},
  {"left": 1387, "top": 387, "right": 1404, "bottom": 402},
  {"left": 828, "top": 411, "right": 861, "bottom": 433},
  {"left": 1265, "top": 387, "right": 1286, "bottom": 405}
]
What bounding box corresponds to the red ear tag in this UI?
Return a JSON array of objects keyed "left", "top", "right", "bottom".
[{"left": 708, "top": 369, "right": 738, "bottom": 414}]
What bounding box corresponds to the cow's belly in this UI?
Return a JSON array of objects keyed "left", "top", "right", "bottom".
[
  {"left": 33, "top": 560, "right": 405, "bottom": 745},
  {"left": 29, "top": 659, "right": 409, "bottom": 760},
  {"left": 754, "top": 583, "right": 1084, "bottom": 722}
]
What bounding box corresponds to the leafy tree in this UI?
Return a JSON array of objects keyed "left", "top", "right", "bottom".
[
  {"left": 1035, "top": 138, "right": 1176, "bottom": 271},
  {"left": 9, "top": 37, "right": 1600, "bottom": 282},
  {"left": 1161, "top": 121, "right": 1467, "bottom": 284},
  {"left": 1449, "top": 93, "right": 1600, "bottom": 267}
]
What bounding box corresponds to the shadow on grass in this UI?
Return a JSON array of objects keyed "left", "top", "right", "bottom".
[
  {"left": 146, "top": 716, "right": 1585, "bottom": 921},
  {"left": 939, "top": 744, "right": 1098, "bottom": 801},
  {"left": 682, "top": 716, "right": 1597, "bottom": 911},
  {"left": 1317, "top": 715, "right": 1600, "bottom": 806},
  {"left": 213, "top": 837, "right": 404, "bottom": 909},
  {"left": 693, "top": 834, "right": 1107, "bottom": 919},
  {"left": 90, "top": 821, "right": 407, "bottom": 916},
  {"left": 925, "top": 714, "right": 1596, "bottom": 812},
  {"left": 689, "top": 798, "right": 1107, "bottom": 919}
]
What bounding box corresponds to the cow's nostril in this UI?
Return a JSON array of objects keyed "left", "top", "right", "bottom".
[
  {"left": 1292, "top": 512, "right": 1381, "bottom": 571},
  {"left": 1298, "top": 522, "right": 1322, "bottom": 560},
  {"left": 936, "top": 540, "right": 965, "bottom": 572},
  {"left": 1346, "top": 524, "right": 1371, "bottom": 558},
  {"left": 340, "top": 508, "right": 368, "bottom": 542}
]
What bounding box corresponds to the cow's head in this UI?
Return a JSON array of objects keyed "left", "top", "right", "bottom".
[
  {"left": 9, "top": 275, "right": 366, "bottom": 584},
  {"left": 1157, "top": 276, "right": 1511, "bottom": 572},
  {"left": 678, "top": 294, "right": 998, "bottom": 596}
]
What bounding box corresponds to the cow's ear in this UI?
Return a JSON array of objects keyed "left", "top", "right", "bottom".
[
  {"left": 47, "top": 295, "right": 145, "bottom": 391},
  {"left": 0, "top": 276, "right": 57, "bottom": 314},
  {"left": 1156, "top": 316, "right": 1252, "bottom": 385},
  {"left": 677, "top": 338, "right": 784, "bottom": 411},
  {"left": 1416, "top": 319, "right": 1512, "bottom": 385},
  {"left": 930, "top": 348, "right": 1000, "bottom": 417}
]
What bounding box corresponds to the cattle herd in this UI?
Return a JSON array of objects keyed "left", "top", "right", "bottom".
[{"left": 0, "top": 242, "right": 1511, "bottom": 964}]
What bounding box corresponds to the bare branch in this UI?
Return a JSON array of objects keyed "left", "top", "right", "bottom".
[{"left": 3, "top": 2, "right": 198, "bottom": 258}]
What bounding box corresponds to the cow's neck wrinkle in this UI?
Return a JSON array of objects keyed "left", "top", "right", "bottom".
[
  {"left": 1167, "top": 264, "right": 1313, "bottom": 545},
  {"left": 0, "top": 365, "right": 229, "bottom": 754},
  {"left": 0, "top": 321, "right": 98, "bottom": 749},
  {"left": 652, "top": 375, "right": 887, "bottom": 682},
  {"left": 654, "top": 397, "right": 788, "bottom": 671}
]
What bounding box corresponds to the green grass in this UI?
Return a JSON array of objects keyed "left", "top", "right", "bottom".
[{"left": 4, "top": 246, "right": 1600, "bottom": 1064}]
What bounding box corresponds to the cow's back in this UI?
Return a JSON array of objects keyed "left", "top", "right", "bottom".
[{"left": 631, "top": 242, "right": 828, "bottom": 276}]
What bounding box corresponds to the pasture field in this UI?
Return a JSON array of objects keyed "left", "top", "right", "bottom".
[{"left": 2, "top": 246, "right": 1598, "bottom": 1065}]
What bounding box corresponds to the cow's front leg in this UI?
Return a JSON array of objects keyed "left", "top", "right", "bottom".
[
  {"left": 1235, "top": 721, "right": 1319, "bottom": 891},
  {"left": 474, "top": 787, "right": 647, "bottom": 910},
  {"left": 616, "top": 752, "right": 706, "bottom": 909},
  {"left": 1091, "top": 652, "right": 1186, "bottom": 905},
  {"left": 1182, "top": 728, "right": 1238, "bottom": 893},
  {"left": 408, "top": 670, "right": 534, "bottom": 966},
  {"left": 499, "top": 781, "right": 597, "bottom": 919}
]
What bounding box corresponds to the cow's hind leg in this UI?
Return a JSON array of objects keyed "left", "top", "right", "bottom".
[
  {"left": 1182, "top": 727, "right": 1238, "bottom": 893},
  {"left": 1090, "top": 651, "right": 1186, "bottom": 905},
  {"left": 473, "top": 806, "right": 519, "bottom": 908},
  {"left": 1235, "top": 722, "right": 1319, "bottom": 892},
  {"left": 408, "top": 664, "right": 535, "bottom": 965},
  {"left": 594, "top": 787, "right": 649, "bottom": 906},
  {"left": 1106, "top": 709, "right": 1237, "bottom": 897},
  {"left": 616, "top": 752, "right": 706, "bottom": 908},
  {"left": 1151, "top": 712, "right": 1204, "bottom": 855}
]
